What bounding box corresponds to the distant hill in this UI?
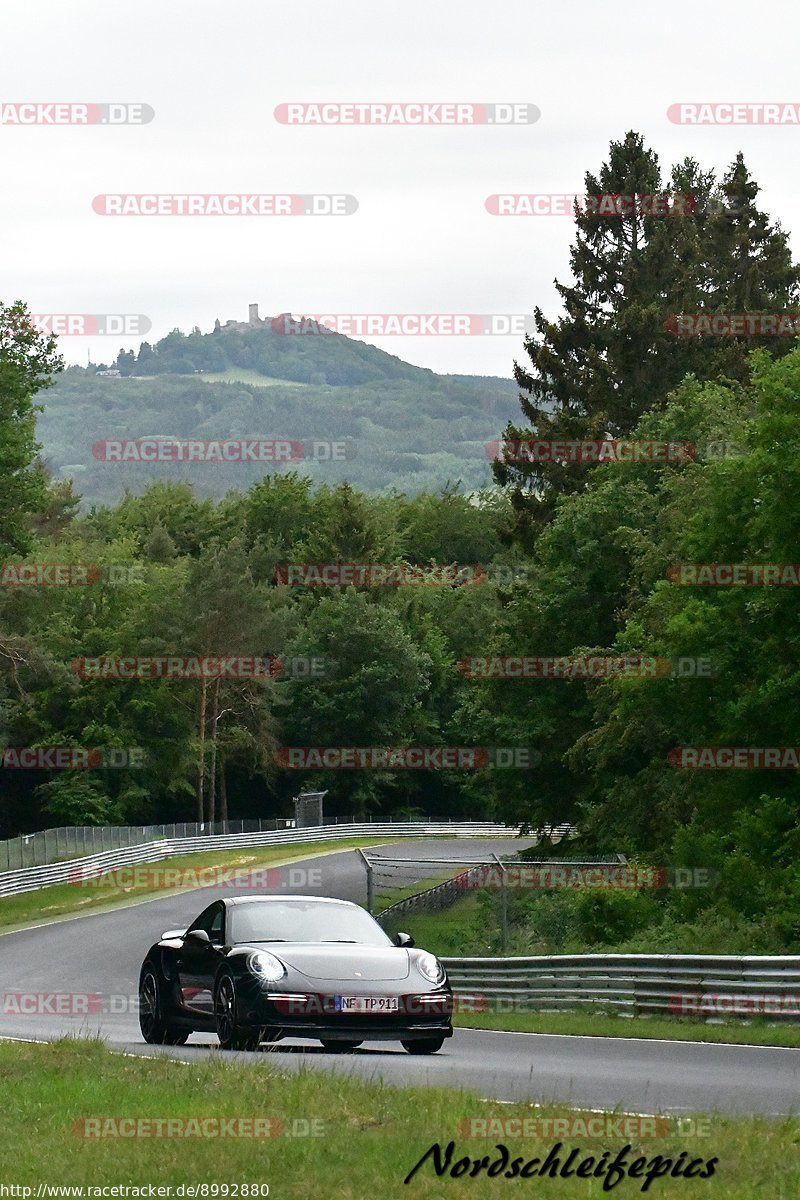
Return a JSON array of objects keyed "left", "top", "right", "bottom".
[{"left": 38, "top": 312, "right": 521, "bottom": 506}]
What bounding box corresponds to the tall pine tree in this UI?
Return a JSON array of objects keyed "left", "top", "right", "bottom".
[{"left": 494, "top": 134, "right": 800, "bottom": 539}]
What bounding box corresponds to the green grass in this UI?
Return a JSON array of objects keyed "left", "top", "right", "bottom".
[
  {"left": 0, "top": 1038, "right": 797, "bottom": 1196},
  {"left": 385, "top": 893, "right": 493, "bottom": 955},
  {"left": 453, "top": 1009, "right": 800, "bottom": 1049},
  {"left": 0, "top": 838, "right": 390, "bottom": 933},
  {"left": 375, "top": 869, "right": 460, "bottom": 914},
  {"left": 131, "top": 369, "right": 311, "bottom": 387},
  {"left": 196, "top": 369, "right": 310, "bottom": 387}
]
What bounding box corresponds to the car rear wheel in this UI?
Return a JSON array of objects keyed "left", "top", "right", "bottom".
[
  {"left": 139, "top": 964, "right": 189, "bottom": 1045},
  {"left": 319, "top": 1040, "right": 362, "bottom": 1052},
  {"left": 402, "top": 1036, "right": 446, "bottom": 1055},
  {"left": 214, "top": 971, "right": 261, "bottom": 1051}
]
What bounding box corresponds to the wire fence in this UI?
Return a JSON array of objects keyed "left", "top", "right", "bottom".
[
  {"left": 373, "top": 854, "right": 621, "bottom": 925},
  {"left": 375, "top": 862, "right": 497, "bottom": 923},
  {"left": 0, "top": 819, "right": 296, "bottom": 870},
  {"left": 0, "top": 813, "right": 475, "bottom": 871},
  {"left": 361, "top": 839, "right": 608, "bottom": 952}
]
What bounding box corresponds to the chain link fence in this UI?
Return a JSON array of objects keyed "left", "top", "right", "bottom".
[
  {"left": 360, "top": 839, "right": 613, "bottom": 952},
  {"left": 0, "top": 817, "right": 306, "bottom": 870}
]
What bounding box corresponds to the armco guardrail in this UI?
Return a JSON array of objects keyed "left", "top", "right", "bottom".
[
  {"left": 0, "top": 822, "right": 524, "bottom": 900},
  {"left": 441, "top": 954, "right": 800, "bottom": 1021}
]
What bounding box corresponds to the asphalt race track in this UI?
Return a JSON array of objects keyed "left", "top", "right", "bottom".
[{"left": 0, "top": 838, "right": 797, "bottom": 1119}]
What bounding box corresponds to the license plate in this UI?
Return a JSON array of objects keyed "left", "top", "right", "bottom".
[{"left": 334, "top": 995, "right": 400, "bottom": 1014}]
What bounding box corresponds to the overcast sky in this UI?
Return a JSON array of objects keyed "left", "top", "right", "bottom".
[{"left": 2, "top": 0, "right": 800, "bottom": 377}]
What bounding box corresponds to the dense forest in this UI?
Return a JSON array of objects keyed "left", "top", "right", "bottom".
[{"left": 2, "top": 131, "right": 799, "bottom": 951}]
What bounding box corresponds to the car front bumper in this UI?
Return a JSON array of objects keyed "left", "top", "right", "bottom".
[{"left": 239, "top": 986, "right": 454, "bottom": 1041}]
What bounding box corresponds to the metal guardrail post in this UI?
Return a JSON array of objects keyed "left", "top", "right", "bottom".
[
  {"left": 357, "top": 848, "right": 374, "bottom": 913},
  {"left": 492, "top": 853, "right": 508, "bottom": 954}
]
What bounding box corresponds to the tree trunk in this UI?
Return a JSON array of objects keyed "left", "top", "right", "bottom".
[
  {"left": 208, "top": 677, "right": 220, "bottom": 828},
  {"left": 219, "top": 753, "right": 228, "bottom": 826},
  {"left": 196, "top": 676, "right": 208, "bottom": 825}
]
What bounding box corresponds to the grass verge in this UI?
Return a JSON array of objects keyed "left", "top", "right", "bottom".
[
  {"left": 384, "top": 892, "right": 490, "bottom": 953},
  {"left": 453, "top": 1009, "right": 800, "bottom": 1049},
  {"left": 0, "top": 1038, "right": 797, "bottom": 1197}
]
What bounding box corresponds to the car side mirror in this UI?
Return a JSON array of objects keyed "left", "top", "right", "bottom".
[
  {"left": 161, "top": 929, "right": 186, "bottom": 941},
  {"left": 184, "top": 928, "right": 212, "bottom": 946},
  {"left": 394, "top": 931, "right": 414, "bottom": 948}
]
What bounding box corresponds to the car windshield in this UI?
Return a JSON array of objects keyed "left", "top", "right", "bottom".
[{"left": 229, "top": 901, "right": 393, "bottom": 947}]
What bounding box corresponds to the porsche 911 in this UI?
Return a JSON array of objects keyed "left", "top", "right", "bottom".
[{"left": 138, "top": 895, "right": 453, "bottom": 1053}]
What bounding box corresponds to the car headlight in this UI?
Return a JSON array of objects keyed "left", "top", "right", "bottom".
[
  {"left": 416, "top": 952, "right": 445, "bottom": 985},
  {"left": 247, "top": 950, "right": 287, "bottom": 983}
]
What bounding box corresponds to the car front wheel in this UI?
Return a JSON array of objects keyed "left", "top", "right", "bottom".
[
  {"left": 401, "top": 1036, "right": 446, "bottom": 1055},
  {"left": 214, "top": 971, "right": 261, "bottom": 1051},
  {"left": 139, "top": 964, "right": 189, "bottom": 1045}
]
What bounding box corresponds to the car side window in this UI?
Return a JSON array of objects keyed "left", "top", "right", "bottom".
[
  {"left": 208, "top": 906, "right": 224, "bottom": 944},
  {"left": 188, "top": 902, "right": 224, "bottom": 941}
]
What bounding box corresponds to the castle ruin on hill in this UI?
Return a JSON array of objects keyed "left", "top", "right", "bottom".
[{"left": 214, "top": 303, "right": 275, "bottom": 333}]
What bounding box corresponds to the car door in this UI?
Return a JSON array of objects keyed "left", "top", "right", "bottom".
[{"left": 176, "top": 901, "right": 226, "bottom": 1015}]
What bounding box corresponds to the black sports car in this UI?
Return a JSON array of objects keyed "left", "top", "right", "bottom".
[{"left": 138, "top": 895, "right": 453, "bottom": 1053}]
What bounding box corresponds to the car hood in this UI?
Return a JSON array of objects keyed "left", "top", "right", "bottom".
[{"left": 242, "top": 943, "right": 412, "bottom": 982}]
